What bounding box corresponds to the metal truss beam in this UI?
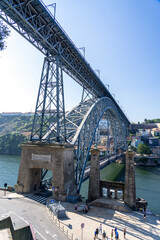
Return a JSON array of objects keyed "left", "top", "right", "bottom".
[
  {"left": 0, "top": 0, "right": 130, "bottom": 126},
  {"left": 43, "top": 98, "right": 94, "bottom": 142}
]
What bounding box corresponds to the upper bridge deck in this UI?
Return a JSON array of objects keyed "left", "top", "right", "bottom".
[{"left": 0, "top": 0, "right": 130, "bottom": 126}]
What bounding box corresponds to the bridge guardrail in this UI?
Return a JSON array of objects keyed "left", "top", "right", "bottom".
[{"left": 83, "top": 153, "right": 123, "bottom": 181}]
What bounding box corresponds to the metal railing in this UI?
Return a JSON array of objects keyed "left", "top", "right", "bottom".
[{"left": 48, "top": 208, "right": 74, "bottom": 240}]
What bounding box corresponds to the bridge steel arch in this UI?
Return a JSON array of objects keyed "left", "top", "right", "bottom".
[{"left": 65, "top": 97, "right": 127, "bottom": 190}]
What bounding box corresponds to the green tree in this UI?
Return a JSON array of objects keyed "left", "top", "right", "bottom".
[
  {"left": 144, "top": 118, "right": 160, "bottom": 123},
  {"left": 0, "top": 133, "right": 27, "bottom": 155},
  {"left": 137, "top": 143, "right": 152, "bottom": 155},
  {"left": 0, "top": 19, "right": 10, "bottom": 50}
]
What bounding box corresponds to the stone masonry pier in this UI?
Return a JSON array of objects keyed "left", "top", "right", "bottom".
[
  {"left": 15, "top": 142, "right": 76, "bottom": 200},
  {"left": 88, "top": 148, "right": 136, "bottom": 210}
]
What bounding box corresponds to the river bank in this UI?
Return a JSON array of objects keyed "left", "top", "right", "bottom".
[
  {"left": 0, "top": 155, "right": 160, "bottom": 215},
  {"left": 135, "top": 153, "right": 160, "bottom": 166}
]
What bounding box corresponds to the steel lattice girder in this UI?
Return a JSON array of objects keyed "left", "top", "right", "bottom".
[
  {"left": 0, "top": 0, "right": 129, "bottom": 126},
  {"left": 43, "top": 98, "right": 95, "bottom": 142}
]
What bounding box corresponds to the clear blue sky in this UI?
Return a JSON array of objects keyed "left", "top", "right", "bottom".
[{"left": 0, "top": 0, "right": 160, "bottom": 123}]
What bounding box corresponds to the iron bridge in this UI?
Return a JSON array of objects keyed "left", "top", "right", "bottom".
[{"left": 0, "top": 0, "right": 130, "bottom": 190}]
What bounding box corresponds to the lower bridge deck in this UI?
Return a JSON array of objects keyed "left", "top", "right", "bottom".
[{"left": 83, "top": 153, "right": 124, "bottom": 182}]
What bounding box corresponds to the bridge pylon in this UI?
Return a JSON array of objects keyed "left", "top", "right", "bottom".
[{"left": 30, "top": 55, "right": 66, "bottom": 143}]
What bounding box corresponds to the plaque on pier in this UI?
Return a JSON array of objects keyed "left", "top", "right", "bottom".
[{"left": 31, "top": 154, "right": 51, "bottom": 162}]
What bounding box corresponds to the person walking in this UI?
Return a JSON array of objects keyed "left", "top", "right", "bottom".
[
  {"left": 99, "top": 223, "right": 102, "bottom": 234},
  {"left": 74, "top": 205, "right": 77, "bottom": 212},
  {"left": 114, "top": 227, "right": 117, "bottom": 239},
  {"left": 115, "top": 231, "right": 119, "bottom": 240},
  {"left": 144, "top": 211, "right": 146, "bottom": 220},
  {"left": 95, "top": 227, "right": 99, "bottom": 239},
  {"left": 123, "top": 228, "right": 126, "bottom": 239},
  {"left": 102, "top": 230, "right": 106, "bottom": 240},
  {"left": 111, "top": 229, "right": 113, "bottom": 240}
]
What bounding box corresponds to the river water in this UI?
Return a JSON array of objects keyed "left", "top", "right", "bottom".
[{"left": 0, "top": 155, "right": 160, "bottom": 215}]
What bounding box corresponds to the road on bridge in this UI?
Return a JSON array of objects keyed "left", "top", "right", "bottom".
[{"left": 83, "top": 153, "right": 123, "bottom": 180}]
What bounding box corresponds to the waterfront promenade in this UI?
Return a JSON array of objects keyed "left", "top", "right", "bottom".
[
  {"left": 0, "top": 190, "right": 160, "bottom": 240},
  {"left": 59, "top": 202, "right": 160, "bottom": 240},
  {"left": 56, "top": 200, "right": 160, "bottom": 240}
]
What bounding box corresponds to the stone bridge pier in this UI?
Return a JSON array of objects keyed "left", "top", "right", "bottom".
[
  {"left": 88, "top": 149, "right": 100, "bottom": 202},
  {"left": 124, "top": 148, "right": 136, "bottom": 209},
  {"left": 15, "top": 142, "right": 76, "bottom": 201},
  {"left": 88, "top": 148, "right": 136, "bottom": 209}
]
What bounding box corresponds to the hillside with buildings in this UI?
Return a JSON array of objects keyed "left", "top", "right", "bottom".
[{"left": 129, "top": 122, "right": 160, "bottom": 165}]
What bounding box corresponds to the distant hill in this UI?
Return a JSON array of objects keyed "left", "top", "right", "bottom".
[
  {"left": 0, "top": 133, "right": 27, "bottom": 155},
  {"left": 0, "top": 115, "right": 33, "bottom": 136},
  {"left": 0, "top": 113, "right": 58, "bottom": 155},
  {"left": 0, "top": 114, "right": 33, "bottom": 155}
]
